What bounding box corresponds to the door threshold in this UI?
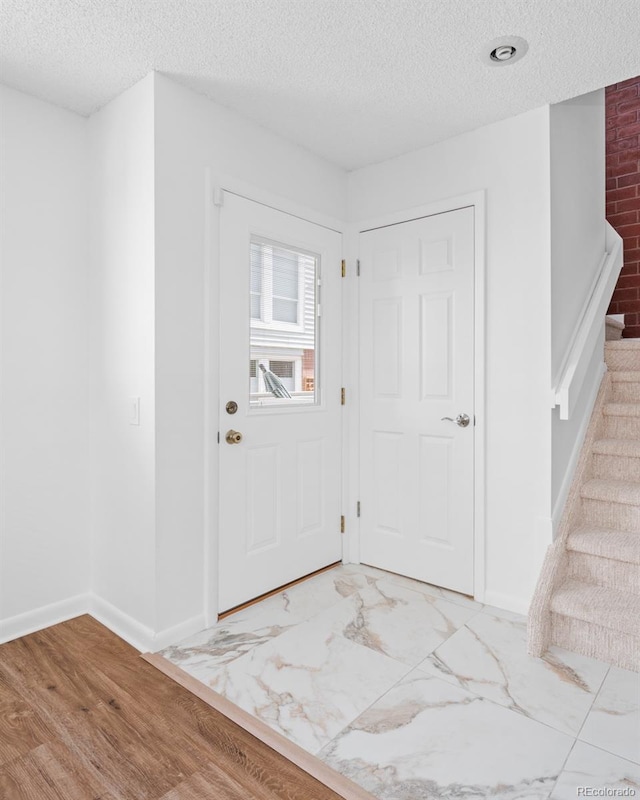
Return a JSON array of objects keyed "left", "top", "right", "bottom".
[{"left": 218, "top": 561, "right": 342, "bottom": 621}]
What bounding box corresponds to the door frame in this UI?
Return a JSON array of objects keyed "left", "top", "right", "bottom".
[
  {"left": 344, "top": 190, "right": 487, "bottom": 603},
  {"left": 203, "top": 171, "right": 346, "bottom": 627}
]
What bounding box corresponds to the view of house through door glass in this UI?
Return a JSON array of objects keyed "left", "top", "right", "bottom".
[
  {"left": 218, "top": 193, "right": 342, "bottom": 613},
  {"left": 359, "top": 206, "right": 475, "bottom": 595},
  {"left": 249, "top": 238, "right": 318, "bottom": 405}
]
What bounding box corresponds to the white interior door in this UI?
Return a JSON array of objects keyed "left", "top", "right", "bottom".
[
  {"left": 359, "top": 206, "right": 475, "bottom": 595},
  {"left": 218, "top": 193, "right": 343, "bottom": 612}
]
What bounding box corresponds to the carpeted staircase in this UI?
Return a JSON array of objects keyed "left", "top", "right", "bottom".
[{"left": 528, "top": 339, "right": 640, "bottom": 672}]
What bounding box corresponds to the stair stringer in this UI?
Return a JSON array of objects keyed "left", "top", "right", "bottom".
[{"left": 527, "top": 372, "right": 611, "bottom": 657}]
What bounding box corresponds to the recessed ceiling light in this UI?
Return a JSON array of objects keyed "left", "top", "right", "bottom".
[
  {"left": 481, "top": 36, "right": 529, "bottom": 67},
  {"left": 491, "top": 45, "right": 517, "bottom": 62}
]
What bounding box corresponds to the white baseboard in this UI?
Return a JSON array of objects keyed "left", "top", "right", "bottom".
[
  {"left": 89, "top": 600, "right": 206, "bottom": 652},
  {"left": 0, "top": 593, "right": 91, "bottom": 645},
  {"left": 482, "top": 590, "right": 530, "bottom": 617},
  {"left": 89, "top": 595, "right": 156, "bottom": 652},
  {"left": 1, "top": 594, "right": 208, "bottom": 653},
  {"left": 149, "top": 614, "right": 207, "bottom": 652}
]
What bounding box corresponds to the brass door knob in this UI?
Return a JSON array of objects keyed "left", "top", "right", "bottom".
[{"left": 225, "top": 429, "right": 243, "bottom": 444}]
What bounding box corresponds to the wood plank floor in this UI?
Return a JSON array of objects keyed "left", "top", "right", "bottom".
[{"left": 0, "top": 615, "right": 344, "bottom": 800}]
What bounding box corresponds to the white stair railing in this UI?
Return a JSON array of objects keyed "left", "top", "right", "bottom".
[{"left": 552, "top": 222, "right": 624, "bottom": 421}]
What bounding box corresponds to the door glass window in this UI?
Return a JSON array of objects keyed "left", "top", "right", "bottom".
[{"left": 250, "top": 237, "right": 318, "bottom": 406}]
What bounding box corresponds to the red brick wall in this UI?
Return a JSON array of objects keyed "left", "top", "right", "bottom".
[
  {"left": 302, "top": 349, "right": 315, "bottom": 391},
  {"left": 606, "top": 76, "right": 640, "bottom": 338}
]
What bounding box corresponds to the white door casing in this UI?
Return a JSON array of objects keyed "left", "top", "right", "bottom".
[
  {"left": 359, "top": 206, "right": 475, "bottom": 594},
  {"left": 218, "top": 193, "right": 343, "bottom": 612}
]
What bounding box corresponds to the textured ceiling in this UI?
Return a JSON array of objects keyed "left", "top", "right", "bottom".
[{"left": 1, "top": 0, "right": 639, "bottom": 169}]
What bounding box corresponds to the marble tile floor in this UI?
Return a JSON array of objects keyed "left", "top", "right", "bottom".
[{"left": 161, "top": 564, "right": 640, "bottom": 800}]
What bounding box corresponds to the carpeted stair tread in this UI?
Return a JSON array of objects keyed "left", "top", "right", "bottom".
[
  {"left": 603, "top": 403, "right": 640, "bottom": 418},
  {"left": 567, "top": 528, "right": 640, "bottom": 565},
  {"left": 611, "top": 371, "right": 640, "bottom": 383},
  {"left": 606, "top": 340, "right": 640, "bottom": 352},
  {"left": 605, "top": 340, "right": 640, "bottom": 372},
  {"left": 529, "top": 339, "right": 640, "bottom": 670},
  {"left": 592, "top": 438, "right": 640, "bottom": 457},
  {"left": 581, "top": 478, "right": 640, "bottom": 505},
  {"left": 551, "top": 580, "right": 640, "bottom": 637}
]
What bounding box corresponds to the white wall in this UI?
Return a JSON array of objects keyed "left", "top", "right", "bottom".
[
  {"left": 5, "top": 70, "right": 348, "bottom": 647},
  {"left": 153, "top": 74, "right": 347, "bottom": 634},
  {"left": 348, "top": 108, "right": 553, "bottom": 612},
  {"left": 88, "top": 74, "right": 157, "bottom": 632},
  {"left": 550, "top": 90, "right": 606, "bottom": 511},
  {"left": 1, "top": 69, "right": 602, "bottom": 639},
  {"left": 550, "top": 90, "right": 606, "bottom": 382},
  {"left": 0, "top": 86, "right": 90, "bottom": 634}
]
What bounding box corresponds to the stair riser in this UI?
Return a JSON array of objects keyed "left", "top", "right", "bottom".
[
  {"left": 606, "top": 350, "right": 640, "bottom": 372},
  {"left": 603, "top": 415, "right": 640, "bottom": 439},
  {"left": 593, "top": 453, "right": 640, "bottom": 482},
  {"left": 611, "top": 382, "right": 640, "bottom": 403},
  {"left": 581, "top": 497, "right": 640, "bottom": 533},
  {"left": 551, "top": 613, "right": 639, "bottom": 671},
  {"left": 566, "top": 552, "right": 640, "bottom": 595}
]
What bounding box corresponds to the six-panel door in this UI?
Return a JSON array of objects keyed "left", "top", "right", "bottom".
[{"left": 359, "top": 207, "right": 475, "bottom": 594}]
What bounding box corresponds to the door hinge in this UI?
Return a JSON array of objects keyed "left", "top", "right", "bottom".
[
  {"left": 341, "top": 259, "right": 346, "bottom": 278},
  {"left": 340, "top": 515, "right": 345, "bottom": 534},
  {"left": 341, "top": 387, "right": 346, "bottom": 405},
  {"left": 356, "top": 259, "right": 360, "bottom": 276},
  {"left": 357, "top": 501, "right": 361, "bottom": 517},
  {"left": 217, "top": 431, "right": 220, "bottom": 444}
]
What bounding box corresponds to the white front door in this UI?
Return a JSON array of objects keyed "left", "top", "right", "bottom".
[
  {"left": 218, "top": 193, "right": 343, "bottom": 612},
  {"left": 359, "top": 207, "right": 475, "bottom": 595}
]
